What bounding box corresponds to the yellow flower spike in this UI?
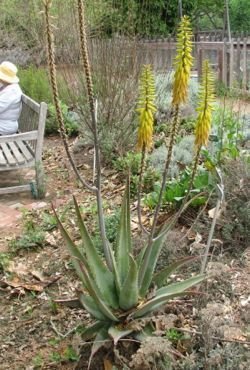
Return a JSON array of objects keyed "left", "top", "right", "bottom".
[
  {"left": 137, "top": 65, "right": 157, "bottom": 151},
  {"left": 172, "top": 15, "right": 193, "bottom": 106},
  {"left": 195, "top": 60, "right": 215, "bottom": 147}
]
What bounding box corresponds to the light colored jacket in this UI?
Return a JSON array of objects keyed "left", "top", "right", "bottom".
[{"left": 0, "top": 83, "right": 22, "bottom": 135}]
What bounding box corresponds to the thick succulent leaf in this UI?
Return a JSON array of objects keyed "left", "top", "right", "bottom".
[
  {"left": 134, "top": 323, "right": 155, "bottom": 341},
  {"left": 88, "top": 326, "right": 110, "bottom": 368},
  {"left": 155, "top": 274, "right": 206, "bottom": 296},
  {"left": 81, "top": 321, "right": 105, "bottom": 341},
  {"left": 73, "top": 196, "right": 118, "bottom": 309},
  {"left": 79, "top": 263, "right": 119, "bottom": 322},
  {"left": 119, "top": 255, "right": 139, "bottom": 310},
  {"left": 53, "top": 208, "right": 89, "bottom": 289},
  {"left": 133, "top": 275, "right": 205, "bottom": 318},
  {"left": 108, "top": 326, "right": 133, "bottom": 346},
  {"left": 71, "top": 259, "right": 88, "bottom": 290},
  {"left": 116, "top": 181, "right": 131, "bottom": 284},
  {"left": 139, "top": 231, "right": 166, "bottom": 298},
  {"left": 79, "top": 293, "right": 110, "bottom": 321},
  {"left": 136, "top": 245, "right": 146, "bottom": 267},
  {"left": 109, "top": 248, "right": 121, "bottom": 295},
  {"left": 53, "top": 207, "right": 86, "bottom": 263},
  {"left": 153, "top": 256, "right": 200, "bottom": 288}
]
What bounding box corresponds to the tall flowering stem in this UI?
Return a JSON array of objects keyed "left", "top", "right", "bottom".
[
  {"left": 185, "top": 60, "right": 215, "bottom": 203},
  {"left": 190, "top": 60, "right": 214, "bottom": 191},
  {"left": 136, "top": 65, "right": 157, "bottom": 233},
  {"left": 137, "top": 65, "right": 157, "bottom": 151},
  {"left": 77, "top": 0, "right": 113, "bottom": 271},
  {"left": 172, "top": 15, "right": 193, "bottom": 107},
  {"left": 43, "top": 0, "right": 94, "bottom": 192},
  {"left": 139, "top": 16, "right": 193, "bottom": 285},
  {"left": 195, "top": 60, "right": 214, "bottom": 148}
]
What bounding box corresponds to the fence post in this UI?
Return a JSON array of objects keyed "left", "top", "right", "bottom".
[
  {"left": 197, "top": 46, "right": 203, "bottom": 81},
  {"left": 229, "top": 41, "right": 234, "bottom": 88},
  {"left": 222, "top": 39, "right": 227, "bottom": 85},
  {"left": 236, "top": 37, "right": 241, "bottom": 83},
  {"left": 242, "top": 37, "right": 247, "bottom": 91}
]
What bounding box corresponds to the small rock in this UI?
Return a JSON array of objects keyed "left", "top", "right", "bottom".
[{"left": 9, "top": 203, "right": 24, "bottom": 209}]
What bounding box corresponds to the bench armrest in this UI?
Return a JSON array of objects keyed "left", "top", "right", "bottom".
[{"left": 0, "top": 131, "right": 38, "bottom": 143}]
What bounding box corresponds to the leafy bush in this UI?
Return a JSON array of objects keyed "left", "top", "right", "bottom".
[
  {"left": 144, "top": 166, "right": 212, "bottom": 210},
  {"left": 46, "top": 102, "right": 80, "bottom": 136},
  {"left": 113, "top": 151, "right": 161, "bottom": 195},
  {"left": 19, "top": 66, "right": 53, "bottom": 103},
  {"left": 150, "top": 136, "right": 195, "bottom": 179},
  {"left": 210, "top": 106, "right": 244, "bottom": 162}
]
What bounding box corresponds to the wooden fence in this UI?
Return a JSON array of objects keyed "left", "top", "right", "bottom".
[
  {"left": 138, "top": 37, "right": 250, "bottom": 91},
  {"left": 57, "top": 35, "right": 250, "bottom": 92}
]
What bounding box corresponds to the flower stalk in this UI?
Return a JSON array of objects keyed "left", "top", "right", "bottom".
[
  {"left": 43, "top": 0, "right": 95, "bottom": 192},
  {"left": 136, "top": 65, "right": 157, "bottom": 233}
]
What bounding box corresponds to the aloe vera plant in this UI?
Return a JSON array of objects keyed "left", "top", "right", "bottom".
[
  {"left": 54, "top": 183, "right": 205, "bottom": 356},
  {"left": 44, "top": 2, "right": 206, "bottom": 360}
]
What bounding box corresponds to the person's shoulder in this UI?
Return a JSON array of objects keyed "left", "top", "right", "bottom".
[{"left": 8, "top": 83, "right": 22, "bottom": 95}]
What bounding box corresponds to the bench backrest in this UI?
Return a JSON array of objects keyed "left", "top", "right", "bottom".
[
  {"left": 19, "top": 94, "right": 47, "bottom": 161},
  {"left": 19, "top": 94, "right": 41, "bottom": 132}
]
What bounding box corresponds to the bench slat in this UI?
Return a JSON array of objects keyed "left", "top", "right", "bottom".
[
  {"left": 16, "top": 141, "right": 34, "bottom": 162},
  {"left": 0, "top": 142, "right": 17, "bottom": 166},
  {"left": 8, "top": 142, "right": 26, "bottom": 165},
  {"left": 0, "top": 148, "right": 7, "bottom": 166}
]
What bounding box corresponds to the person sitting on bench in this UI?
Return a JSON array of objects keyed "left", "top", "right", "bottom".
[{"left": 0, "top": 61, "right": 22, "bottom": 136}]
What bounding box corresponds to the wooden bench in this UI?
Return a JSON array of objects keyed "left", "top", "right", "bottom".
[{"left": 0, "top": 94, "right": 47, "bottom": 198}]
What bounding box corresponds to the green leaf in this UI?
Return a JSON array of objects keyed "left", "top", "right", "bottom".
[
  {"left": 79, "top": 263, "right": 119, "bottom": 322},
  {"left": 156, "top": 274, "right": 206, "bottom": 297},
  {"left": 88, "top": 326, "right": 110, "bottom": 367},
  {"left": 139, "top": 231, "right": 166, "bottom": 298},
  {"left": 73, "top": 196, "right": 118, "bottom": 309},
  {"left": 79, "top": 293, "right": 109, "bottom": 321},
  {"left": 133, "top": 275, "right": 205, "bottom": 318},
  {"left": 53, "top": 207, "right": 88, "bottom": 289},
  {"left": 108, "top": 326, "right": 133, "bottom": 346},
  {"left": 115, "top": 181, "right": 131, "bottom": 284},
  {"left": 131, "top": 275, "right": 206, "bottom": 318},
  {"left": 81, "top": 321, "right": 105, "bottom": 341},
  {"left": 153, "top": 256, "right": 200, "bottom": 288},
  {"left": 119, "top": 255, "right": 139, "bottom": 310}
]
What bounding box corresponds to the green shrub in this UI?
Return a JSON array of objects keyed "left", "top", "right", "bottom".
[
  {"left": 46, "top": 102, "right": 80, "bottom": 136},
  {"left": 144, "top": 166, "right": 212, "bottom": 210},
  {"left": 210, "top": 106, "right": 244, "bottom": 163},
  {"left": 113, "top": 151, "right": 161, "bottom": 195},
  {"left": 19, "top": 66, "right": 53, "bottom": 103}
]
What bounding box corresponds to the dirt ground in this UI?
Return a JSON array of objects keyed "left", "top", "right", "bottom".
[{"left": 0, "top": 136, "right": 249, "bottom": 370}]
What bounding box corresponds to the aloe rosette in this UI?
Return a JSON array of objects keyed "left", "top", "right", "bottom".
[{"left": 54, "top": 183, "right": 205, "bottom": 355}]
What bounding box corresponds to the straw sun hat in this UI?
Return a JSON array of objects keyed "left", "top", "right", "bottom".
[{"left": 0, "top": 61, "right": 19, "bottom": 84}]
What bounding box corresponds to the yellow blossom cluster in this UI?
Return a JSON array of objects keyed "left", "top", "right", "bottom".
[
  {"left": 195, "top": 60, "right": 215, "bottom": 147},
  {"left": 137, "top": 65, "right": 157, "bottom": 150},
  {"left": 172, "top": 15, "right": 193, "bottom": 106}
]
